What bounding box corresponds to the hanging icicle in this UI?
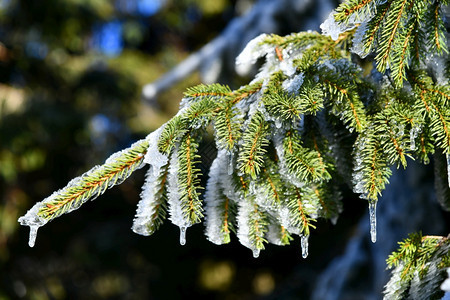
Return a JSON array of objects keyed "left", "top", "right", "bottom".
[
  {"left": 369, "top": 201, "right": 377, "bottom": 243},
  {"left": 301, "top": 234, "right": 309, "bottom": 258},
  {"left": 179, "top": 226, "right": 187, "bottom": 245},
  {"left": 447, "top": 154, "right": 450, "bottom": 188},
  {"left": 28, "top": 226, "right": 39, "bottom": 248}
]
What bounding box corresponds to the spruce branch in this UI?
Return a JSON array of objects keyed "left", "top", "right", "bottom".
[
  {"left": 132, "top": 164, "right": 169, "bottom": 236},
  {"left": 384, "top": 233, "right": 450, "bottom": 299},
  {"left": 282, "top": 130, "right": 331, "bottom": 184},
  {"left": 204, "top": 152, "right": 237, "bottom": 245},
  {"left": 320, "top": 60, "right": 368, "bottom": 133},
  {"left": 177, "top": 131, "right": 204, "bottom": 224},
  {"left": 237, "top": 111, "right": 270, "bottom": 179},
  {"left": 17, "top": 3, "right": 450, "bottom": 294},
  {"left": 19, "top": 138, "right": 149, "bottom": 228},
  {"left": 284, "top": 185, "right": 317, "bottom": 237},
  {"left": 353, "top": 132, "right": 392, "bottom": 201},
  {"left": 374, "top": 0, "right": 409, "bottom": 73},
  {"left": 425, "top": 1, "right": 449, "bottom": 55},
  {"left": 334, "top": 0, "right": 376, "bottom": 23}
]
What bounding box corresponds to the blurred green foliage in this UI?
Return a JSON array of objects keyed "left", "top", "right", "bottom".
[
  {"left": 0, "top": 0, "right": 370, "bottom": 299},
  {"left": 0, "top": 0, "right": 236, "bottom": 298}
]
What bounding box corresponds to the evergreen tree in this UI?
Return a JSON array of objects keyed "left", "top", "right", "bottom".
[{"left": 18, "top": 0, "right": 450, "bottom": 298}]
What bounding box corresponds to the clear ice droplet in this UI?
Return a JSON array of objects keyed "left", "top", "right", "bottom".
[
  {"left": 179, "top": 226, "right": 187, "bottom": 245},
  {"left": 28, "top": 226, "right": 39, "bottom": 248},
  {"left": 252, "top": 249, "right": 260, "bottom": 258},
  {"left": 301, "top": 235, "right": 309, "bottom": 258},
  {"left": 369, "top": 201, "right": 377, "bottom": 243}
]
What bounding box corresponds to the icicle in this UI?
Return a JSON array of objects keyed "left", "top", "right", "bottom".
[
  {"left": 331, "top": 215, "right": 338, "bottom": 225},
  {"left": 409, "top": 125, "right": 421, "bottom": 151},
  {"left": 369, "top": 201, "right": 377, "bottom": 243},
  {"left": 447, "top": 154, "right": 450, "bottom": 188},
  {"left": 252, "top": 249, "right": 260, "bottom": 258},
  {"left": 28, "top": 226, "right": 39, "bottom": 248},
  {"left": 301, "top": 234, "right": 309, "bottom": 258},
  {"left": 410, "top": 135, "right": 416, "bottom": 151},
  {"left": 179, "top": 226, "right": 187, "bottom": 245}
]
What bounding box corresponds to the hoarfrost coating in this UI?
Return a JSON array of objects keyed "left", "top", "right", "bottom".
[
  {"left": 167, "top": 147, "right": 191, "bottom": 229},
  {"left": 132, "top": 166, "right": 167, "bottom": 236},
  {"left": 442, "top": 268, "right": 450, "bottom": 292},
  {"left": 143, "top": 125, "right": 168, "bottom": 175},
  {"left": 204, "top": 151, "right": 230, "bottom": 245},
  {"left": 320, "top": 11, "right": 354, "bottom": 41},
  {"left": 235, "top": 33, "right": 272, "bottom": 76}
]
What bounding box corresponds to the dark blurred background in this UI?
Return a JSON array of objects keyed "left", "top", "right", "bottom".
[{"left": 1, "top": 0, "right": 448, "bottom": 299}]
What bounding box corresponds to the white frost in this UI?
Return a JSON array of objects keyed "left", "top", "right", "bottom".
[
  {"left": 235, "top": 33, "right": 272, "bottom": 76},
  {"left": 441, "top": 268, "right": 450, "bottom": 292},
  {"left": 144, "top": 126, "right": 169, "bottom": 176},
  {"left": 282, "top": 73, "right": 305, "bottom": 95},
  {"left": 132, "top": 166, "right": 166, "bottom": 236},
  {"left": 279, "top": 59, "right": 297, "bottom": 77},
  {"left": 204, "top": 151, "right": 230, "bottom": 245},
  {"left": 132, "top": 126, "right": 171, "bottom": 236},
  {"left": 236, "top": 200, "right": 254, "bottom": 250},
  {"left": 350, "top": 22, "right": 370, "bottom": 58},
  {"left": 320, "top": 12, "right": 354, "bottom": 41},
  {"left": 167, "top": 148, "right": 191, "bottom": 229}
]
